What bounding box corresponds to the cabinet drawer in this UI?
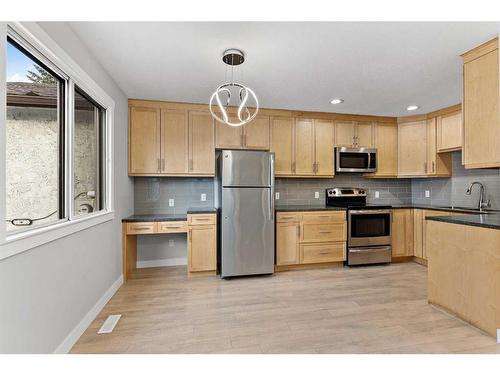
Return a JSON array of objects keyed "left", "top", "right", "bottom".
[
  {"left": 301, "top": 222, "right": 346, "bottom": 243},
  {"left": 188, "top": 214, "right": 216, "bottom": 226},
  {"left": 301, "top": 211, "right": 345, "bottom": 223},
  {"left": 276, "top": 212, "right": 300, "bottom": 223},
  {"left": 300, "top": 242, "right": 346, "bottom": 264},
  {"left": 157, "top": 221, "right": 188, "bottom": 233},
  {"left": 126, "top": 222, "right": 156, "bottom": 234}
]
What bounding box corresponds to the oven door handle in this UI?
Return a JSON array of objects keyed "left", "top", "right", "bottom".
[
  {"left": 349, "top": 246, "right": 392, "bottom": 253},
  {"left": 349, "top": 209, "right": 392, "bottom": 215}
]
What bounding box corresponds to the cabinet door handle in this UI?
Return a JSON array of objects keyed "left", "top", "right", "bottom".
[
  {"left": 157, "top": 158, "right": 161, "bottom": 172},
  {"left": 241, "top": 133, "right": 245, "bottom": 147},
  {"left": 292, "top": 162, "right": 296, "bottom": 173},
  {"left": 189, "top": 229, "right": 192, "bottom": 243},
  {"left": 432, "top": 161, "right": 435, "bottom": 173},
  {"left": 319, "top": 231, "right": 332, "bottom": 234},
  {"left": 424, "top": 162, "right": 427, "bottom": 173},
  {"left": 244, "top": 133, "right": 247, "bottom": 147},
  {"left": 161, "top": 158, "right": 165, "bottom": 171},
  {"left": 189, "top": 159, "right": 193, "bottom": 171}
]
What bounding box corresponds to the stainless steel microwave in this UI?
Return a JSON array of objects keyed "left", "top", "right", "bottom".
[{"left": 335, "top": 147, "right": 377, "bottom": 173}]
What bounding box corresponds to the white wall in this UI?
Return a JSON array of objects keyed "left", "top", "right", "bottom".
[{"left": 0, "top": 22, "right": 133, "bottom": 353}]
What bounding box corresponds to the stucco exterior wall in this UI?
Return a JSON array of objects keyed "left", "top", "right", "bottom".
[{"left": 6, "top": 106, "right": 97, "bottom": 231}]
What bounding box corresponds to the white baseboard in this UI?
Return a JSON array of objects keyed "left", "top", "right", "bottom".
[
  {"left": 137, "top": 257, "right": 187, "bottom": 268},
  {"left": 53, "top": 275, "right": 123, "bottom": 354}
]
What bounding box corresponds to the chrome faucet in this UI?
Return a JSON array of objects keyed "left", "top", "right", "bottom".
[{"left": 466, "top": 181, "right": 490, "bottom": 211}]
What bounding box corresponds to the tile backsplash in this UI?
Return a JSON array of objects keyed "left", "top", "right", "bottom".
[
  {"left": 133, "top": 151, "right": 500, "bottom": 212},
  {"left": 134, "top": 177, "right": 215, "bottom": 214},
  {"left": 412, "top": 152, "right": 500, "bottom": 209},
  {"left": 275, "top": 175, "right": 413, "bottom": 206}
]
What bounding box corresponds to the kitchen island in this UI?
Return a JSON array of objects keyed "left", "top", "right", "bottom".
[{"left": 426, "top": 214, "right": 500, "bottom": 339}]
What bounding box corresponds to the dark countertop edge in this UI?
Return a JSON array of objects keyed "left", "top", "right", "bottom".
[
  {"left": 391, "top": 204, "right": 500, "bottom": 214},
  {"left": 123, "top": 208, "right": 217, "bottom": 222},
  {"left": 426, "top": 215, "right": 500, "bottom": 230},
  {"left": 275, "top": 206, "right": 346, "bottom": 212}
]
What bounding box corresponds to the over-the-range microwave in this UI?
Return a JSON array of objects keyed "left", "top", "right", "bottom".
[{"left": 335, "top": 147, "right": 377, "bottom": 173}]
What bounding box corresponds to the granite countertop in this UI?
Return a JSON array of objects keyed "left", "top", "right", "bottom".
[
  {"left": 391, "top": 204, "right": 500, "bottom": 214},
  {"left": 123, "top": 207, "right": 217, "bottom": 223},
  {"left": 275, "top": 205, "right": 346, "bottom": 212},
  {"left": 426, "top": 214, "right": 500, "bottom": 230}
]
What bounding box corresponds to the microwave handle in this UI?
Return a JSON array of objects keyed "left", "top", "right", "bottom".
[{"left": 367, "top": 152, "right": 371, "bottom": 169}]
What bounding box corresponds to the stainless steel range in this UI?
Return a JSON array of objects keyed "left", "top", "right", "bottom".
[{"left": 325, "top": 187, "right": 392, "bottom": 266}]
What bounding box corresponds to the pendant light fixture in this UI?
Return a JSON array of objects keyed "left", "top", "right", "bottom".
[{"left": 209, "top": 49, "right": 259, "bottom": 127}]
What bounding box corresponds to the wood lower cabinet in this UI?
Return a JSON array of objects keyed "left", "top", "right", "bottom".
[
  {"left": 215, "top": 115, "right": 270, "bottom": 150},
  {"left": 129, "top": 106, "right": 161, "bottom": 174},
  {"left": 462, "top": 38, "right": 500, "bottom": 169},
  {"left": 391, "top": 209, "right": 414, "bottom": 258},
  {"left": 187, "top": 214, "right": 216, "bottom": 273},
  {"left": 413, "top": 209, "right": 453, "bottom": 261},
  {"left": 276, "top": 211, "right": 346, "bottom": 268},
  {"left": 276, "top": 220, "right": 300, "bottom": 265}
]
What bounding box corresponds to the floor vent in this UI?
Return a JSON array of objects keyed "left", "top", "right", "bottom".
[{"left": 98, "top": 314, "right": 122, "bottom": 334}]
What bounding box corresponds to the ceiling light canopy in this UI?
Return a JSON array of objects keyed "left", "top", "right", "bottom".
[
  {"left": 330, "top": 98, "right": 344, "bottom": 105},
  {"left": 209, "top": 49, "right": 259, "bottom": 127},
  {"left": 406, "top": 105, "right": 419, "bottom": 111}
]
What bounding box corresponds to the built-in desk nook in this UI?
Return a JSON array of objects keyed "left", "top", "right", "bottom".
[{"left": 122, "top": 209, "right": 217, "bottom": 280}]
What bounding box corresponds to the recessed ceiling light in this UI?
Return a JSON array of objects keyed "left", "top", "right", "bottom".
[
  {"left": 330, "top": 98, "right": 344, "bottom": 105},
  {"left": 406, "top": 105, "right": 419, "bottom": 111}
]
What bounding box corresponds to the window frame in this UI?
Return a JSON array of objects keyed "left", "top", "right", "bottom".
[{"left": 1, "top": 22, "right": 115, "bottom": 260}]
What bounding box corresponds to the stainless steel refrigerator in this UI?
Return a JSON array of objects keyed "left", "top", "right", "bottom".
[{"left": 217, "top": 150, "right": 275, "bottom": 278}]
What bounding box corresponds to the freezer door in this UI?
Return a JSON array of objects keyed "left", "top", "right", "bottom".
[
  {"left": 221, "top": 187, "right": 274, "bottom": 277},
  {"left": 222, "top": 150, "right": 273, "bottom": 187}
]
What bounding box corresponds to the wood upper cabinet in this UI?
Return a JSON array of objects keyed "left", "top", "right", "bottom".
[
  {"left": 161, "top": 109, "right": 188, "bottom": 174},
  {"left": 334, "top": 121, "right": 356, "bottom": 146},
  {"left": 367, "top": 122, "right": 398, "bottom": 177},
  {"left": 334, "top": 121, "right": 373, "bottom": 147},
  {"left": 391, "top": 209, "right": 414, "bottom": 257},
  {"left": 462, "top": 38, "right": 500, "bottom": 169},
  {"left": 188, "top": 111, "right": 215, "bottom": 175},
  {"left": 398, "top": 120, "right": 427, "bottom": 176},
  {"left": 271, "top": 117, "right": 295, "bottom": 175},
  {"left": 314, "top": 119, "right": 334, "bottom": 176},
  {"left": 294, "top": 118, "right": 315, "bottom": 175},
  {"left": 437, "top": 110, "right": 462, "bottom": 152},
  {"left": 215, "top": 115, "right": 270, "bottom": 150},
  {"left": 129, "top": 102, "right": 215, "bottom": 176},
  {"left": 244, "top": 116, "right": 270, "bottom": 149},
  {"left": 215, "top": 120, "right": 244, "bottom": 149},
  {"left": 129, "top": 106, "right": 161, "bottom": 174},
  {"left": 426, "top": 117, "right": 452, "bottom": 177},
  {"left": 356, "top": 121, "right": 374, "bottom": 147}
]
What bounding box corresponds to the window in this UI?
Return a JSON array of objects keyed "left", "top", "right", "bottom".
[
  {"left": 4, "top": 27, "right": 112, "bottom": 242},
  {"left": 5, "top": 37, "right": 65, "bottom": 232},
  {"left": 73, "top": 87, "right": 105, "bottom": 216}
]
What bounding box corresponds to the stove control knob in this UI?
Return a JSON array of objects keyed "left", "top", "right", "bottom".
[{"left": 359, "top": 190, "right": 365, "bottom": 195}]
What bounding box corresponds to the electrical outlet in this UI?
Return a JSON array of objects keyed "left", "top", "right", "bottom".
[
  {"left": 169, "top": 198, "right": 174, "bottom": 207},
  {"left": 201, "top": 193, "right": 206, "bottom": 201},
  {"left": 275, "top": 192, "right": 280, "bottom": 200},
  {"left": 169, "top": 239, "right": 174, "bottom": 247},
  {"left": 375, "top": 191, "right": 380, "bottom": 199},
  {"left": 425, "top": 190, "right": 431, "bottom": 198},
  {"left": 314, "top": 191, "right": 320, "bottom": 199}
]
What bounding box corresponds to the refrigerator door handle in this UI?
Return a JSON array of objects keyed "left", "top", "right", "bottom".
[{"left": 270, "top": 154, "right": 275, "bottom": 221}]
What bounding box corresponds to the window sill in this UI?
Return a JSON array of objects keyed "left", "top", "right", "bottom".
[{"left": 0, "top": 211, "right": 115, "bottom": 261}]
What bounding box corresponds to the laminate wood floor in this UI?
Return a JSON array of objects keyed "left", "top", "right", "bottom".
[{"left": 71, "top": 262, "right": 499, "bottom": 354}]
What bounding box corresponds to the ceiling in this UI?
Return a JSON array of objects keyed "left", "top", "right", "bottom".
[{"left": 68, "top": 22, "right": 500, "bottom": 117}]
